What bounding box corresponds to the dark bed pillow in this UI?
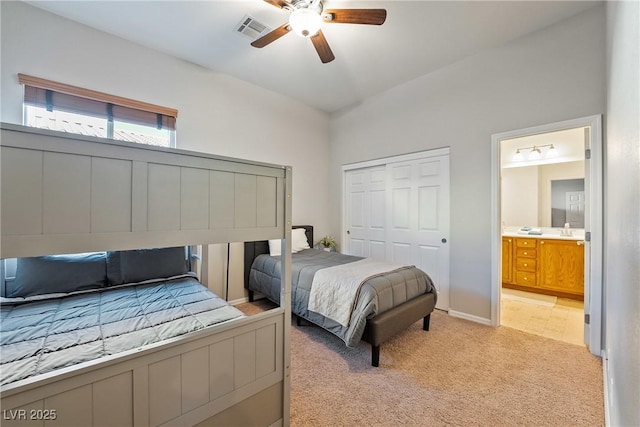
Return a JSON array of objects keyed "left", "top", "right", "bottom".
[
  {"left": 8, "top": 252, "right": 108, "bottom": 298},
  {"left": 106, "top": 247, "right": 188, "bottom": 285}
]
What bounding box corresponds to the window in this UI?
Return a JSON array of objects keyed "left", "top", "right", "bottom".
[{"left": 19, "top": 74, "right": 177, "bottom": 148}]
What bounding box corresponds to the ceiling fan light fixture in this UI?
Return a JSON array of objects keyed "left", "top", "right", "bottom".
[{"left": 289, "top": 8, "right": 322, "bottom": 37}]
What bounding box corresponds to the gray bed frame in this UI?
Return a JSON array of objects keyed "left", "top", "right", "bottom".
[
  {"left": 1, "top": 123, "right": 293, "bottom": 427},
  {"left": 244, "top": 225, "right": 436, "bottom": 367}
]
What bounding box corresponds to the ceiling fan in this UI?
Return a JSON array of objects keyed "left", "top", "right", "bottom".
[{"left": 251, "top": 0, "right": 387, "bottom": 64}]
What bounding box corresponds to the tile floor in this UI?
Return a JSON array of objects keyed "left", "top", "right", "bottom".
[{"left": 501, "top": 288, "right": 585, "bottom": 346}]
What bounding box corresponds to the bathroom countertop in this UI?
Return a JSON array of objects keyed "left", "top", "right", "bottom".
[{"left": 502, "top": 231, "right": 584, "bottom": 241}]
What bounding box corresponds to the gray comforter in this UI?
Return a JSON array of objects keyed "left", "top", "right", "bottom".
[
  {"left": 249, "top": 249, "right": 436, "bottom": 347},
  {"left": 0, "top": 276, "right": 244, "bottom": 386}
]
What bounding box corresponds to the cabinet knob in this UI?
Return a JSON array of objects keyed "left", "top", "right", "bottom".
[
  {"left": 524, "top": 251, "right": 528, "bottom": 255},
  {"left": 524, "top": 277, "right": 528, "bottom": 281},
  {"left": 577, "top": 241, "right": 584, "bottom": 246},
  {"left": 524, "top": 263, "right": 528, "bottom": 267}
]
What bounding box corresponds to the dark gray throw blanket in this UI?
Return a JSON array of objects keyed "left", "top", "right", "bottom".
[
  {"left": 0, "top": 277, "right": 244, "bottom": 386},
  {"left": 249, "top": 249, "right": 436, "bottom": 347}
]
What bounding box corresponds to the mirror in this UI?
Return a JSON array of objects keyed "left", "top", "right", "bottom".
[{"left": 501, "top": 127, "right": 586, "bottom": 230}]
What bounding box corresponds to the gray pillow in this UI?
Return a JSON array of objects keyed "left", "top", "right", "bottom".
[
  {"left": 106, "top": 247, "right": 188, "bottom": 285},
  {"left": 8, "top": 252, "right": 107, "bottom": 298}
]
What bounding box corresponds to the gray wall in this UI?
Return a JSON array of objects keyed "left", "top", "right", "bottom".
[
  {"left": 605, "top": 1, "right": 640, "bottom": 425},
  {"left": 329, "top": 6, "right": 606, "bottom": 320}
]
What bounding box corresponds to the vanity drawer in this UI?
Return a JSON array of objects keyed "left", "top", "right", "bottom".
[
  {"left": 516, "top": 248, "right": 537, "bottom": 258},
  {"left": 516, "top": 238, "right": 537, "bottom": 248},
  {"left": 516, "top": 258, "right": 536, "bottom": 272},
  {"left": 515, "top": 271, "right": 537, "bottom": 286}
]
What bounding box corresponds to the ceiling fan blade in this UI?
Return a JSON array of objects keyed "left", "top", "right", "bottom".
[
  {"left": 323, "top": 9, "right": 387, "bottom": 25},
  {"left": 251, "top": 23, "right": 291, "bottom": 48},
  {"left": 311, "top": 30, "right": 335, "bottom": 64},
  {"left": 263, "top": 0, "right": 293, "bottom": 10}
]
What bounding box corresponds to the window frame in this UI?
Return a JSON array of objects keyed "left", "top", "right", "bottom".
[{"left": 19, "top": 73, "right": 178, "bottom": 147}]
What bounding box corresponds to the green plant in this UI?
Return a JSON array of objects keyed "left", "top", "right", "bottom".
[{"left": 317, "top": 235, "right": 338, "bottom": 250}]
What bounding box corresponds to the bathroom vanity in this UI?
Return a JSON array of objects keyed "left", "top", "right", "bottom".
[{"left": 502, "top": 233, "right": 584, "bottom": 300}]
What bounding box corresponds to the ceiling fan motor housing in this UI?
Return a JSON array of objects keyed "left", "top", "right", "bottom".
[{"left": 288, "top": 0, "right": 324, "bottom": 37}]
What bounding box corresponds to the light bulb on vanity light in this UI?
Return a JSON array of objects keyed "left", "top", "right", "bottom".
[
  {"left": 513, "top": 149, "right": 524, "bottom": 162},
  {"left": 546, "top": 144, "right": 558, "bottom": 158},
  {"left": 528, "top": 146, "right": 542, "bottom": 160}
]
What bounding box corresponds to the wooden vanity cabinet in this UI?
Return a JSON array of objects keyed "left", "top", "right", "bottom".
[
  {"left": 502, "top": 236, "right": 584, "bottom": 299},
  {"left": 538, "top": 239, "right": 584, "bottom": 296},
  {"left": 514, "top": 238, "right": 537, "bottom": 287},
  {"left": 501, "top": 237, "right": 513, "bottom": 284}
]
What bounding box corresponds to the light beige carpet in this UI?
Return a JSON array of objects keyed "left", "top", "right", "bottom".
[
  {"left": 290, "top": 310, "right": 603, "bottom": 427},
  {"left": 236, "top": 304, "right": 604, "bottom": 426}
]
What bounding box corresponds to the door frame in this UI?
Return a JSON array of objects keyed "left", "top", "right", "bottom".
[
  {"left": 342, "top": 147, "right": 451, "bottom": 309},
  {"left": 490, "top": 115, "right": 603, "bottom": 356}
]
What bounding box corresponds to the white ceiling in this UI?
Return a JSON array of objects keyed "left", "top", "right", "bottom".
[{"left": 27, "top": 1, "right": 600, "bottom": 113}]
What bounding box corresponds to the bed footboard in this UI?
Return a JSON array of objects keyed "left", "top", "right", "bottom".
[{"left": 1, "top": 312, "right": 285, "bottom": 427}]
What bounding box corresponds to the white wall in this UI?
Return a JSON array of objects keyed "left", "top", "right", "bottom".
[
  {"left": 0, "top": 2, "right": 331, "bottom": 299},
  {"left": 330, "top": 6, "right": 605, "bottom": 319},
  {"left": 605, "top": 1, "right": 640, "bottom": 425},
  {"left": 501, "top": 166, "right": 538, "bottom": 227}
]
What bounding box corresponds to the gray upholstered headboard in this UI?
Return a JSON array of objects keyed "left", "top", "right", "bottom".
[{"left": 244, "top": 225, "right": 313, "bottom": 289}]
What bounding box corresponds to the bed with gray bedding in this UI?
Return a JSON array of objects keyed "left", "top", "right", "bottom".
[
  {"left": 1, "top": 249, "right": 244, "bottom": 387},
  {"left": 245, "top": 226, "right": 437, "bottom": 366}
]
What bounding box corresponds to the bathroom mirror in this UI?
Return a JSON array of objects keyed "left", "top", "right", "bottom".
[
  {"left": 500, "top": 126, "right": 587, "bottom": 230},
  {"left": 501, "top": 160, "right": 585, "bottom": 228}
]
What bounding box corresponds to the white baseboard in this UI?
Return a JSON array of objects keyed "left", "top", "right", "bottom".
[
  {"left": 602, "top": 349, "right": 611, "bottom": 427},
  {"left": 448, "top": 309, "right": 492, "bottom": 326},
  {"left": 229, "top": 296, "right": 249, "bottom": 306}
]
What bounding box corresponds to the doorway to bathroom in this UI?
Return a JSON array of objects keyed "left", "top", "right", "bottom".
[{"left": 490, "top": 115, "right": 603, "bottom": 356}]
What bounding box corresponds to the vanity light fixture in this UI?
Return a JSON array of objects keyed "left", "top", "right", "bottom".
[
  {"left": 512, "top": 144, "right": 556, "bottom": 161},
  {"left": 528, "top": 146, "right": 542, "bottom": 160}
]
